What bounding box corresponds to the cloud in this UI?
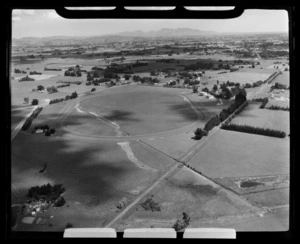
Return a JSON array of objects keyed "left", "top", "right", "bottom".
[
  {"left": 13, "top": 9, "right": 35, "bottom": 16},
  {"left": 12, "top": 16, "right": 21, "bottom": 22},
  {"left": 43, "top": 10, "right": 61, "bottom": 19}
]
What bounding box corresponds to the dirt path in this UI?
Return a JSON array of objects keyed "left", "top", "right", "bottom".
[{"left": 117, "top": 142, "right": 157, "bottom": 171}]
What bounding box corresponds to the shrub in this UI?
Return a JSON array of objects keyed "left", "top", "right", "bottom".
[
  {"left": 37, "top": 85, "right": 45, "bottom": 91},
  {"left": 49, "top": 128, "right": 56, "bottom": 134},
  {"left": 221, "top": 123, "right": 286, "bottom": 138},
  {"left": 91, "top": 88, "right": 96, "bottom": 92},
  {"left": 46, "top": 86, "right": 58, "bottom": 94},
  {"left": 141, "top": 196, "right": 161, "bottom": 212},
  {"left": 45, "top": 130, "right": 51, "bottom": 136},
  {"left": 86, "top": 81, "right": 92, "bottom": 86},
  {"left": 31, "top": 99, "right": 39, "bottom": 105},
  {"left": 24, "top": 97, "right": 29, "bottom": 104},
  {"left": 194, "top": 128, "right": 208, "bottom": 140},
  {"left": 244, "top": 83, "right": 252, "bottom": 88},
  {"left": 70, "top": 92, "right": 78, "bottom": 99}
]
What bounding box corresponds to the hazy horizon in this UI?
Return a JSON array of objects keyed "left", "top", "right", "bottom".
[{"left": 12, "top": 9, "right": 289, "bottom": 38}]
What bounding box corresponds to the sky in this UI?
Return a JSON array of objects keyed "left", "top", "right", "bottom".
[{"left": 12, "top": 9, "right": 289, "bottom": 38}]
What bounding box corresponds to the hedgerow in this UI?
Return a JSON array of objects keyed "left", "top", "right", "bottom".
[
  {"left": 221, "top": 123, "right": 286, "bottom": 138},
  {"left": 21, "top": 107, "right": 43, "bottom": 131}
]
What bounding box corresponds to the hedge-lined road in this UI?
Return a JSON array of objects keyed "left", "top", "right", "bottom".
[{"left": 11, "top": 105, "right": 38, "bottom": 141}]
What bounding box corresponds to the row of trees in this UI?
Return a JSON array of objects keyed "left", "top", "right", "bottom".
[
  {"left": 270, "top": 82, "right": 288, "bottom": 91},
  {"left": 266, "top": 105, "right": 289, "bottom": 111},
  {"left": 49, "top": 91, "right": 78, "bottom": 105},
  {"left": 56, "top": 84, "right": 70, "bottom": 88},
  {"left": 203, "top": 89, "right": 247, "bottom": 132},
  {"left": 56, "top": 81, "right": 82, "bottom": 85},
  {"left": 221, "top": 123, "right": 286, "bottom": 138},
  {"left": 21, "top": 107, "right": 43, "bottom": 131},
  {"left": 19, "top": 76, "right": 35, "bottom": 82}
]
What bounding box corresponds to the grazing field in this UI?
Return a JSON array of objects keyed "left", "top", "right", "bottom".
[
  {"left": 114, "top": 166, "right": 259, "bottom": 231},
  {"left": 230, "top": 102, "right": 289, "bottom": 134},
  {"left": 11, "top": 132, "right": 176, "bottom": 231},
  {"left": 244, "top": 187, "right": 289, "bottom": 208},
  {"left": 203, "top": 69, "right": 273, "bottom": 86},
  {"left": 64, "top": 85, "right": 199, "bottom": 136},
  {"left": 188, "top": 129, "right": 289, "bottom": 178},
  {"left": 271, "top": 71, "right": 290, "bottom": 86}
]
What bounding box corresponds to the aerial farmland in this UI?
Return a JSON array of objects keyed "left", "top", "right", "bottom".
[{"left": 10, "top": 10, "right": 290, "bottom": 235}]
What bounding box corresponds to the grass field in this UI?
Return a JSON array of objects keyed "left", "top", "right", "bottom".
[
  {"left": 114, "top": 166, "right": 258, "bottom": 231},
  {"left": 64, "top": 85, "right": 198, "bottom": 136},
  {"left": 11, "top": 131, "right": 176, "bottom": 231},
  {"left": 230, "top": 102, "right": 290, "bottom": 134},
  {"left": 188, "top": 129, "right": 289, "bottom": 178},
  {"left": 271, "top": 71, "right": 290, "bottom": 86}
]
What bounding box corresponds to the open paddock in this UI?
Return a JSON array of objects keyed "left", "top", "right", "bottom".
[
  {"left": 11, "top": 130, "right": 176, "bottom": 230},
  {"left": 63, "top": 85, "right": 199, "bottom": 137},
  {"left": 114, "top": 166, "right": 258, "bottom": 231},
  {"left": 230, "top": 102, "right": 289, "bottom": 134},
  {"left": 188, "top": 129, "right": 289, "bottom": 178}
]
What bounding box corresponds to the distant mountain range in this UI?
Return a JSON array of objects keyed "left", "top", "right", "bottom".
[
  {"left": 12, "top": 28, "right": 218, "bottom": 45},
  {"left": 12, "top": 28, "right": 287, "bottom": 46},
  {"left": 117, "top": 28, "right": 216, "bottom": 37}
]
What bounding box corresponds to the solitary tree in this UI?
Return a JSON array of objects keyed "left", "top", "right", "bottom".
[
  {"left": 31, "top": 99, "right": 39, "bottom": 105},
  {"left": 213, "top": 84, "right": 218, "bottom": 92},
  {"left": 192, "top": 86, "right": 198, "bottom": 93}
]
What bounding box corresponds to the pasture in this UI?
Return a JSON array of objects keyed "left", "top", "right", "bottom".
[
  {"left": 64, "top": 85, "right": 199, "bottom": 137},
  {"left": 114, "top": 166, "right": 258, "bottom": 231},
  {"left": 11, "top": 131, "right": 176, "bottom": 231},
  {"left": 187, "top": 129, "right": 289, "bottom": 178},
  {"left": 230, "top": 102, "right": 290, "bottom": 134}
]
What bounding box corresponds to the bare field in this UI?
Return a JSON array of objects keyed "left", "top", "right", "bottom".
[
  {"left": 188, "top": 129, "right": 289, "bottom": 178},
  {"left": 231, "top": 102, "right": 290, "bottom": 133}
]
